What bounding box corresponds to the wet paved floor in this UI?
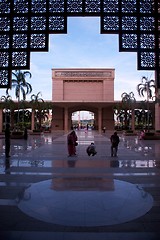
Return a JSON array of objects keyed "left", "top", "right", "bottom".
[{"left": 0, "top": 130, "right": 160, "bottom": 240}]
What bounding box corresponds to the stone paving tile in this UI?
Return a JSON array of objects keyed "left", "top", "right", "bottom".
[{"left": 0, "top": 130, "right": 160, "bottom": 239}]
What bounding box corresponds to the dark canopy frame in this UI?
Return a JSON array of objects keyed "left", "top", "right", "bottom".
[{"left": 0, "top": 0, "right": 159, "bottom": 88}]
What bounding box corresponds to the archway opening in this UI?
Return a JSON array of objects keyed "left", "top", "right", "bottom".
[
  {"left": 0, "top": 16, "right": 152, "bottom": 101},
  {"left": 72, "top": 110, "right": 94, "bottom": 130},
  {"left": 0, "top": 16, "right": 154, "bottom": 101}
]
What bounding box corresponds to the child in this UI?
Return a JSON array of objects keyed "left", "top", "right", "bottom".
[{"left": 86, "top": 143, "right": 97, "bottom": 156}]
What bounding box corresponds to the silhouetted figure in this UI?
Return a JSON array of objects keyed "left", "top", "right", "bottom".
[
  {"left": 67, "top": 130, "right": 78, "bottom": 156},
  {"left": 110, "top": 160, "right": 119, "bottom": 168},
  {"left": 110, "top": 131, "right": 120, "bottom": 157},
  {"left": 5, "top": 123, "right": 11, "bottom": 158}
]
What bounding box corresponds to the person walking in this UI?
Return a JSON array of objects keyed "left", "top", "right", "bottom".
[
  {"left": 110, "top": 131, "right": 120, "bottom": 157},
  {"left": 5, "top": 123, "right": 11, "bottom": 158},
  {"left": 67, "top": 130, "right": 78, "bottom": 156}
]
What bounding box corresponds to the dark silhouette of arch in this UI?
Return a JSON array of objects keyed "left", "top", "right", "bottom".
[{"left": 0, "top": 1, "right": 159, "bottom": 87}]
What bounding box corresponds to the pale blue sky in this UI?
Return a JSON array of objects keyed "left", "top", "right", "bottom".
[{"left": 0, "top": 17, "right": 154, "bottom": 101}]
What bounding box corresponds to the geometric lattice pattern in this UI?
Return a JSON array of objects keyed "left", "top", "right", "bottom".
[{"left": 0, "top": 0, "right": 159, "bottom": 87}]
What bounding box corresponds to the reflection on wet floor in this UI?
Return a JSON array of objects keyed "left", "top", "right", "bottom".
[
  {"left": 0, "top": 133, "right": 160, "bottom": 175},
  {"left": 110, "top": 159, "right": 158, "bottom": 168},
  {"left": 51, "top": 160, "right": 114, "bottom": 191},
  {"left": 17, "top": 179, "right": 153, "bottom": 226},
  {"left": 0, "top": 130, "right": 160, "bottom": 237},
  {"left": 121, "top": 135, "right": 160, "bottom": 158}
]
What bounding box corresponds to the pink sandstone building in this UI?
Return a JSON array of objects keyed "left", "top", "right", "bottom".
[
  {"left": 52, "top": 68, "right": 115, "bottom": 132},
  {"left": 0, "top": 68, "right": 159, "bottom": 133}
]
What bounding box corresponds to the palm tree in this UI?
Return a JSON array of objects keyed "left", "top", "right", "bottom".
[
  {"left": 121, "top": 92, "right": 136, "bottom": 130},
  {"left": 116, "top": 109, "right": 126, "bottom": 129},
  {"left": 30, "top": 92, "right": 45, "bottom": 130},
  {"left": 113, "top": 104, "right": 123, "bottom": 130},
  {"left": 134, "top": 109, "right": 141, "bottom": 128},
  {"left": 0, "top": 95, "right": 14, "bottom": 125},
  {"left": 6, "top": 70, "right": 32, "bottom": 125},
  {"left": 36, "top": 109, "right": 49, "bottom": 128},
  {"left": 137, "top": 76, "right": 155, "bottom": 131},
  {"left": 6, "top": 70, "right": 32, "bottom": 101},
  {"left": 18, "top": 100, "right": 30, "bottom": 128}
]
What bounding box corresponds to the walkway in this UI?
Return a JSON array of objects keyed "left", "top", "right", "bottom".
[{"left": 0, "top": 130, "right": 160, "bottom": 239}]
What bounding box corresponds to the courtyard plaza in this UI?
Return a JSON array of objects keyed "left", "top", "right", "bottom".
[{"left": 0, "top": 129, "right": 160, "bottom": 240}]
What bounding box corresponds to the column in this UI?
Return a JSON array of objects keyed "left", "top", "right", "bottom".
[
  {"left": 131, "top": 109, "right": 135, "bottom": 132},
  {"left": 64, "top": 107, "right": 68, "bottom": 133},
  {"left": 0, "top": 109, "right": 3, "bottom": 132},
  {"left": 31, "top": 109, "right": 35, "bottom": 131},
  {"left": 51, "top": 108, "right": 54, "bottom": 131},
  {"left": 98, "top": 107, "right": 102, "bottom": 133},
  {"left": 155, "top": 103, "right": 160, "bottom": 131},
  {"left": 155, "top": 71, "right": 160, "bottom": 131}
]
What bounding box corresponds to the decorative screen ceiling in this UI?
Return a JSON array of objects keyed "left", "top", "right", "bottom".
[{"left": 0, "top": 0, "right": 159, "bottom": 88}]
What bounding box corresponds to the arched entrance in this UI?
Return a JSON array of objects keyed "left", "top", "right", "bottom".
[
  {"left": 71, "top": 110, "right": 95, "bottom": 130},
  {"left": 51, "top": 102, "right": 114, "bottom": 133},
  {"left": 70, "top": 108, "right": 98, "bottom": 131}
]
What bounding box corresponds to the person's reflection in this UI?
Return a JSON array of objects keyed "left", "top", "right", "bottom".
[
  {"left": 5, "top": 157, "right": 10, "bottom": 174},
  {"left": 110, "top": 160, "right": 119, "bottom": 168},
  {"left": 67, "top": 160, "right": 76, "bottom": 167},
  {"left": 5, "top": 123, "right": 11, "bottom": 158}
]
